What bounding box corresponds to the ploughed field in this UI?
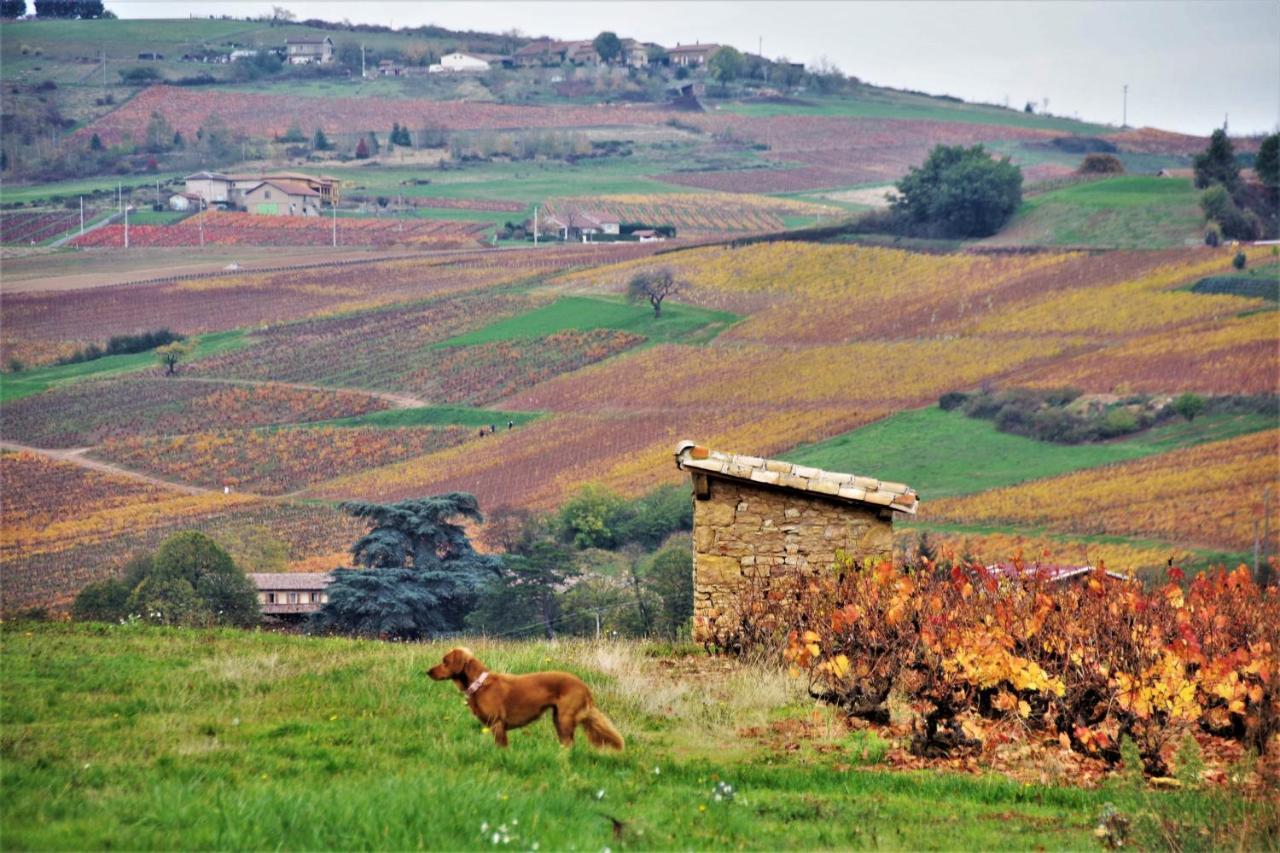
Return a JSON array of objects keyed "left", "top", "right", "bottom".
[{"left": 1, "top": 240, "right": 1276, "bottom": 610}]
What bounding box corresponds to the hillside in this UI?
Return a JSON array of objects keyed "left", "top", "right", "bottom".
[{"left": 2, "top": 237, "right": 1276, "bottom": 611}]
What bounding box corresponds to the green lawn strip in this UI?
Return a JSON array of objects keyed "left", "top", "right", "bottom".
[
  {"left": 326, "top": 157, "right": 700, "bottom": 206},
  {"left": 309, "top": 405, "right": 542, "bottom": 430},
  {"left": 1189, "top": 262, "right": 1280, "bottom": 301},
  {"left": 435, "top": 295, "right": 740, "bottom": 349},
  {"left": 0, "top": 173, "right": 187, "bottom": 207},
  {"left": 2, "top": 623, "right": 1257, "bottom": 850},
  {"left": 783, "top": 407, "right": 1276, "bottom": 500},
  {"left": 0, "top": 330, "right": 251, "bottom": 405}
]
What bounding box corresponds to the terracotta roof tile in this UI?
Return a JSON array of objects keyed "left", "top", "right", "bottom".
[
  {"left": 675, "top": 440, "right": 918, "bottom": 514},
  {"left": 248, "top": 572, "right": 334, "bottom": 591}
]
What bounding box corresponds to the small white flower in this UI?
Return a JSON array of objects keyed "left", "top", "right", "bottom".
[
  {"left": 594, "top": 788, "right": 605, "bottom": 800},
  {"left": 491, "top": 833, "right": 501, "bottom": 845},
  {"left": 530, "top": 843, "right": 539, "bottom": 851},
  {"left": 652, "top": 766, "right": 661, "bottom": 775},
  {"left": 511, "top": 819, "right": 518, "bottom": 826},
  {"left": 481, "top": 822, "right": 489, "bottom": 833},
  {"left": 82, "top": 763, "right": 91, "bottom": 769}
]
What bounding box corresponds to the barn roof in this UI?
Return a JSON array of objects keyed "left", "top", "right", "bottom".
[
  {"left": 249, "top": 572, "right": 333, "bottom": 590},
  {"left": 242, "top": 179, "right": 321, "bottom": 197},
  {"left": 675, "top": 441, "right": 918, "bottom": 514}
]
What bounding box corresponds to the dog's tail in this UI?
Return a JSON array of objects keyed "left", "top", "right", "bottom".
[{"left": 580, "top": 706, "right": 624, "bottom": 751}]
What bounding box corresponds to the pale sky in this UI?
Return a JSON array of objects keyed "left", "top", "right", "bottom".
[{"left": 109, "top": 0, "right": 1280, "bottom": 135}]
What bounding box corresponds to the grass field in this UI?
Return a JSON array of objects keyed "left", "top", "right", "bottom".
[
  {"left": 717, "top": 88, "right": 1113, "bottom": 135},
  {"left": 986, "top": 176, "right": 1203, "bottom": 248},
  {"left": 3, "top": 623, "right": 1266, "bottom": 850},
  {"left": 783, "top": 406, "right": 1277, "bottom": 499},
  {"left": 314, "top": 405, "right": 542, "bottom": 429},
  {"left": 438, "top": 296, "right": 740, "bottom": 348},
  {"left": 0, "top": 330, "right": 250, "bottom": 405}
]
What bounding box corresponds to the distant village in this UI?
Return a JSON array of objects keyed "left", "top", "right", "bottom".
[{"left": 172, "top": 33, "right": 798, "bottom": 79}]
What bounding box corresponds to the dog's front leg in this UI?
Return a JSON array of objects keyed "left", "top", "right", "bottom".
[{"left": 491, "top": 720, "right": 509, "bottom": 747}]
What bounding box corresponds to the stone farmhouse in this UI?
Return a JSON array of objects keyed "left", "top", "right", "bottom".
[
  {"left": 668, "top": 43, "right": 722, "bottom": 67},
  {"left": 182, "top": 171, "right": 340, "bottom": 214},
  {"left": 241, "top": 179, "right": 323, "bottom": 216},
  {"left": 674, "top": 441, "right": 919, "bottom": 643},
  {"left": 285, "top": 36, "right": 334, "bottom": 65},
  {"left": 250, "top": 572, "right": 333, "bottom": 617},
  {"left": 543, "top": 209, "right": 621, "bottom": 241}
]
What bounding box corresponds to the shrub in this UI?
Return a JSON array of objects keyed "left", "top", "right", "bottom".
[
  {"left": 1101, "top": 407, "right": 1139, "bottom": 436},
  {"left": 148, "top": 531, "right": 259, "bottom": 626},
  {"left": 1172, "top": 392, "right": 1206, "bottom": 421},
  {"left": 1204, "top": 225, "right": 1221, "bottom": 247},
  {"left": 1078, "top": 153, "right": 1124, "bottom": 175},
  {"left": 720, "top": 559, "right": 1279, "bottom": 773},
  {"left": 937, "top": 391, "right": 969, "bottom": 411},
  {"left": 1233, "top": 251, "right": 1247, "bottom": 270},
  {"left": 72, "top": 578, "right": 130, "bottom": 622}
]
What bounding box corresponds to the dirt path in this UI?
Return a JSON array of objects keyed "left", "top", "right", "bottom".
[
  {"left": 0, "top": 440, "right": 215, "bottom": 496},
  {"left": 170, "top": 375, "right": 427, "bottom": 409}
]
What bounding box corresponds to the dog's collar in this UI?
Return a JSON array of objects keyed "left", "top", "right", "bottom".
[{"left": 465, "top": 671, "right": 489, "bottom": 697}]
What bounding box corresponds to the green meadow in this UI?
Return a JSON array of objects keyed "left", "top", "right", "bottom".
[
  {"left": 784, "top": 406, "right": 1276, "bottom": 500},
  {"left": 437, "top": 296, "right": 740, "bottom": 348},
  {"left": 3, "top": 623, "right": 1267, "bottom": 850}
]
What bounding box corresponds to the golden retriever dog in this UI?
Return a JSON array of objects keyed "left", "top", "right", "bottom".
[{"left": 428, "top": 647, "right": 623, "bottom": 750}]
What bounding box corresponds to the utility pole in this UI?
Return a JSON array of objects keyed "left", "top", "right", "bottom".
[
  {"left": 533, "top": 204, "right": 538, "bottom": 246},
  {"left": 361, "top": 44, "right": 366, "bottom": 79},
  {"left": 79, "top": 196, "right": 84, "bottom": 234},
  {"left": 1122, "top": 84, "right": 1128, "bottom": 128},
  {"left": 123, "top": 201, "right": 129, "bottom": 249}
]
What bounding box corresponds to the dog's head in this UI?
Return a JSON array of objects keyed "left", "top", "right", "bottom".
[{"left": 428, "top": 646, "right": 478, "bottom": 682}]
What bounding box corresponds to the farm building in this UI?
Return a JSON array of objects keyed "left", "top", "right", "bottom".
[
  {"left": 285, "top": 36, "right": 334, "bottom": 65},
  {"left": 432, "top": 52, "right": 492, "bottom": 73},
  {"left": 513, "top": 39, "right": 570, "bottom": 66},
  {"left": 669, "top": 43, "right": 721, "bottom": 67},
  {"left": 675, "top": 441, "right": 918, "bottom": 643},
  {"left": 167, "top": 191, "right": 204, "bottom": 212},
  {"left": 183, "top": 171, "right": 233, "bottom": 205},
  {"left": 543, "top": 209, "right": 620, "bottom": 241},
  {"left": 250, "top": 573, "right": 332, "bottom": 617},
  {"left": 240, "top": 179, "right": 323, "bottom": 216},
  {"left": 184, "top": 171, "right": 339, "bottom": 210},
  {"left": 621, "top": 40, "right": 663, "bottom": 67}
]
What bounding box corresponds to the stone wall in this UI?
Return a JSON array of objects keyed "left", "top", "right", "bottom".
[{"left": 691, "top": 476, "right": 893, "bottom": 642}]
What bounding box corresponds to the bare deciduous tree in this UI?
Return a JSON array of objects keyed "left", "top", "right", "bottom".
[{"left": 627, "top": 267, "right": 682, "bottom": 317}]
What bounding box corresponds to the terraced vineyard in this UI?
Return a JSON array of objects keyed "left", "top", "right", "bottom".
[{"left": 2, "top": 237, "right": 1275, "bottom": 607}]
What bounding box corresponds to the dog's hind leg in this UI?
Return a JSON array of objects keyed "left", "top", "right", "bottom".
[
  {"left": 553, "top": 706, "right": 577, "bottom": 747},
  {"left": 491, "top": 720, "right": 509, "bottom": 747}
]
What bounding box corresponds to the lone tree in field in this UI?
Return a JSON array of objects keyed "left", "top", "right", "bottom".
[
  {"left": 892, "top": 144, "right": 1023, "bottom": 238},
  {"left": 311, "top": 493, "right": 501, "bottom": 639},
  {"left": 627, "top": 267, "right": 682, "bottom": 318},
  {"left": 155, "top": 340, "right": 194, "bottom": 376},
  {"left": 593, "top": 31, "right": 622, "bottom": 64}
]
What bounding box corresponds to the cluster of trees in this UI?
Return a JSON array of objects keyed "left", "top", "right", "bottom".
[
  {"left": 6, "top": 1, "right": 111, "bottom": 18},
  {"left": 55, "top": 328, "right": 184, "bottom": 367},
  {"left": 73, "top": 532, "right": 260, "bottom": 626},
  {"left": 1196, "top": 128, "right": 1279, "bottom": 242},
  {"left": 859, "top": 144, "right": 1023, "bottom": 239},
  {"left": 311, "top": 485, "right": 693, "bottom": 641}
]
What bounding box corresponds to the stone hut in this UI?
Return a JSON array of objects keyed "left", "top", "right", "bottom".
[{"left": 674, "top": 441, "right": 919, "bottom": 642}]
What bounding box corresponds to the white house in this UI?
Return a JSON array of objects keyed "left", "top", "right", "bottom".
[
  {"left": 285, "top": 36, "right": 334, "bottom": 65},
  {"left": 168, "top": 192, "right": 204, "bottom": 212},
  {"left": 183, "top": 171, "right": 233, "bottom": 205},
  {"left": 437, "top": 52, "right": 491, "bottom": 73}
]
